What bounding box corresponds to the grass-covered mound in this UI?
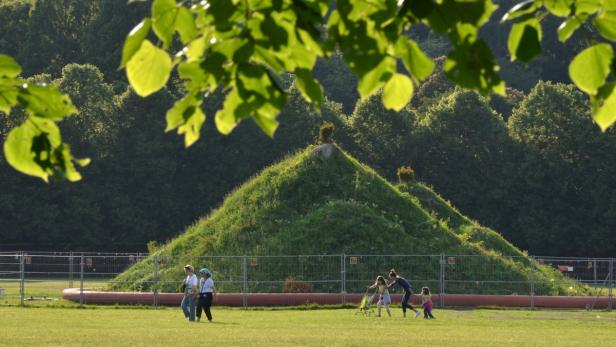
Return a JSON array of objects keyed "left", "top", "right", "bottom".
[
  {"left": 113, "top": 145, "right": 580, "bottom": 295},
  {"left": 398, "top": 182, "right": 526, "bottom": 258}
]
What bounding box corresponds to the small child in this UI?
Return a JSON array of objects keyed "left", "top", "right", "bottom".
[
  {"left": 369, "top": 276, "right": 392, "bottom": 317},
  {"left": 421, "top": 287, "right": 435, "bottom": 319}
]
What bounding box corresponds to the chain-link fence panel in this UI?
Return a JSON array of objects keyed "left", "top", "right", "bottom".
[
  {"left": 344, "top": 255, "right": 440, "bottom": 294},
  {"left": 0, "top": 254, "right": 21, "bottom": 305},
  {"left": 245, "top": 255, "right": 342, "bottom": 293},
  {"left": 0, "top": 252, "right": 614, "bottom": 308},
  {"left": 444, "top": 255, "right": 531, "bottom": 295}
]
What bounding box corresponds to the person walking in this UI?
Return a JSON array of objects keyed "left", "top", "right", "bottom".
[
  {"left": 196, "top": 268, "right": 215, "bottom": 322},
  {"left": 387, "top": 268, "right": 420, "bottom": 318},
  {"left": 180, "top": 264, "right": 198, "bottom": 322}
]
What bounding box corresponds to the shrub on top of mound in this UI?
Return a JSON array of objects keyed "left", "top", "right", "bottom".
[{"left": 112, "top": 145, "right": 582, "bottom": 295}]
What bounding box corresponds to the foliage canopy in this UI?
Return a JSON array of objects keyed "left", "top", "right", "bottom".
[{"left": 1, "top": 0, "right": 616, "bottom": 184}]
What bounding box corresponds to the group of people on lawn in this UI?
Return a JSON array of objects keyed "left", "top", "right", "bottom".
[
  {"left": 178, "top": 265, "right": 432, "bottom": 322},
  {"left": 369, "top": 268, "right": 435, "bottom": 319}
]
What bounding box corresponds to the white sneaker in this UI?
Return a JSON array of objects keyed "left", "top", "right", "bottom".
[{"left": 414, "top": 310, "right": 420, "bottom": 318}]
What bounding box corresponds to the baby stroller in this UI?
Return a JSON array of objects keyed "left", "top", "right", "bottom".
[{"left": 356, "top": 287, "right": 377, "bottom": 316}]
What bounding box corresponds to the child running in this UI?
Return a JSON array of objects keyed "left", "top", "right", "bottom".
[
  {"left": 421, "top": 286, "right": 435, "bottom": 319},
  {"left": 387, "top": 268, "right": 420, "bottom": 318},
  {"left": 368, "top": 276, "right": 392, "bottom": 317}
]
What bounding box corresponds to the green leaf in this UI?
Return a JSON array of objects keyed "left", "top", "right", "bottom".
[
  {"left": 151, "top": 0, "right": 177, "bottom": 46},
  {"left": 74, "top": 157, "right": 91, "bottom": 167},
  {"left": 151, "top": 0, "right": 197, "bottom": 45},
  {"left": 0, "top": 78, "right": 19, "bottom": 114},
  {"left": 175, "top": 7, "right": 198, "bottom": 44},
  {"left": 178, "top": 61, "right": 210, "bottom": 89},
  {"left": 254, "top": 46, "right": 286, "bottom": 72},
  {"left": 574, "top": 0, "right": 601, "bottom": 15},
  {"left": 297, "top": 28, "right": 324, "bottom": 57},
  {"left": 185, "top": 36, "right": 207, "bottom": 63},
  {"left": 215, "top": 88, "right": 250, "bottom": 135},
  {"left": 395, "top": 37, "right": 435, "bottom": 81},
  {"left": 287, "top": 43, "right": 317, "bottom": 70},
  {"left": 218, "top": 67, "right": 283, "bottom": 137},
  {"left": 0, "top": 55, "right": 21, "bottom": 78},
  {"left": 568, "top": 43, "right": 613, "bottom": 95},
  {"left": 502, "top": 0, "right": 539, "bottom": 21},
  {"left": 594, "top": 10, "right": 616, "bottom": 41},
  {"left": 592, "top": 83, "right": 616, "bottom": 131},
  {"left": 450, "top": 23, "right": 479, "bottom": 44},
  {"left": 557, "top": 16, "right": 585, "bottom": 42},
  {"left": 165, "top": 94, "right": 205, "bottom": 147},
  {"left": 252, "top": 112, "right": 279, "bottom": 137},
  {"left": 428, "top": 0, "right": 497, "bottom": 29},
  {"left": 400, "top": 0, "right": 436, "bottom": 19},
  {"left": 544, "top": 0, "right": 572, "bottom": 17},
  {"left": 236, "top": 64, "right": 272, "bottom": 97},
  {"left": 55, "top": 144, "right": 85, "bottom": 182},
  {"left": 126, "top": 40, "right": 172, "bottom": 97},
  {"left": 120, "top": 19, "right": 151, "bottom": 68},
  {"left": 508, "top": 17, "right": 542, "bottom": 63},
  {"left": 18, "top": 84, "right": 78, "bottom": 120},
  {"left": 3, "top": 118, "right": 50, "bottom": 181},
  {"left": 3, "top": 117, "right": 85, "bottom": 182},
  {"left": 445, "top": 39, "right": 505, "bottom": 95},
  {"left": 294, "top": 68, "right": 323, "bottom": 105},
  {"left": 382, "top": 73, "right": 414, "bottom": 111},
  {"left": 357, "top": 57, "right": 395, "bottom": 99}
]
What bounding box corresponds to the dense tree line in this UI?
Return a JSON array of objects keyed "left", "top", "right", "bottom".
[{"left": 0, "top": 0, "right": 614, "bottom": 256}]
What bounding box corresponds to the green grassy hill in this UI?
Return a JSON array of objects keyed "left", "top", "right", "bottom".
[
  {"left": 113, "top": 145, "right": 578, "bottom": 295},
  {"left": 398, "top": 182, "right": 526, "bottom": 258}
]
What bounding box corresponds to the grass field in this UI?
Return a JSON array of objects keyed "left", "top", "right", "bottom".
[
  {"left": 0, "top": 280, "right": 109, "bottom": 307},
  {"left": 1, "top": 306, "right": 616, "bottom": 346}
]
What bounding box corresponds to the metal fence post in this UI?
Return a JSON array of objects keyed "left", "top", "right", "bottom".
[
  {"left": 341, "top": 254, "right": 346, "bottom": 304},
  {"left": 153, "top": 255, "right": 159, "bottom": 308},
  {"left": 79, "top": 255, "right": 84, "bottom": 307},
  {"left": 609, "top": 258, "right": 614, "bottom": 311},
  {"left": 439, "top": 254, "right": 445, "bottom": 308},
  {"left": 530, "top": 257, "right": 535, "bottom": 310},
  {"left": 69, "top": 252, "right": 74, "bottom": 288},
  {"left": 242, "top": 256, "right": 248, "bottom": 308},
  {"left": 19, "top": 252, "right": 24, "bottom": 306}
]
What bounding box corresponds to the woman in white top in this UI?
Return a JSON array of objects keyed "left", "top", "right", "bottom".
[
  {"left": 368, "top": 275, "right": 392, "bottom": 317},
  {"left": 180, "top": 264, "right": 198, "bottom": 322},
  {"left": 197, "top": 268, "right": 215, "bottom": 322}
]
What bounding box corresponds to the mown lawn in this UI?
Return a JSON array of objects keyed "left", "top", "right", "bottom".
[
  {"left": 0, "top": 280, "right": 109, "bottom": 307},
  {"left": 1, "top": 306, "right": 616, "bottom": 346}
]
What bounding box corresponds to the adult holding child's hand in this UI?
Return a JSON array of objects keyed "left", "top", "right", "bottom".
[{"left": 387, "top": 269, "right": 420, "bottom": 318}]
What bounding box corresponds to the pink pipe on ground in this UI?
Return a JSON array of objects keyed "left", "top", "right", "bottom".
[{"left": 61, "top": 289, "right": 611, "bottom": 309}]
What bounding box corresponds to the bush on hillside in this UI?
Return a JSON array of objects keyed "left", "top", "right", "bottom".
[
  {"left": 319, "top": 122, "right": 335, "bottom": 144},
  {"left": 397, "top": 166, "right": 415, "bottom": 183},
  {"left": 283, "top": 277, "right": 313, "bottom": 293}
]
